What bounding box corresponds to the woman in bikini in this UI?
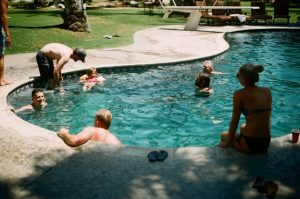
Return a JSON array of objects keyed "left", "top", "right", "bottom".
[{"left": 219, "top": 64, "right": 272, "bottom": 154}]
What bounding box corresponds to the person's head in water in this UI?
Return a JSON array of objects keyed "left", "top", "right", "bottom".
[
  {"left": 31, "top": 88, "right": 46, "bottom": 110},
  {"left": 202, "top": 60, "right": 214, "bottom": 74}
]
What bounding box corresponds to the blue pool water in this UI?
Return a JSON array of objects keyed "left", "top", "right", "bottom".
[{"left": 9, "top": 31, "right": 300, "bottom": 148}]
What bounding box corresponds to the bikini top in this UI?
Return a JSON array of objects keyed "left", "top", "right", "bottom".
[{"left": 241, "top": 107, "right": 272, "bottom": 117}]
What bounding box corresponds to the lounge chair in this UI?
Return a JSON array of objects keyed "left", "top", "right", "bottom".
[
  {"left": 227, "top": 0, "right": 249, "bottom": 23},
  {"left": 159, "top": 0, "right": 259, "bottom": 30},
  {"left": 143, "top": 0, "right": 161, "bottom": 13},
  {"left": 273, "top": 0, "right": 290, "bottom": 24},
  {"left": 248, "top": 1, "right": 272, "bottom": 24},
  {"left": 198, "top": 0, "right": 232, "bottom": 24}
]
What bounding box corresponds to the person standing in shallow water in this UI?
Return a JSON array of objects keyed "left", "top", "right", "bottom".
[
  {"left": 219, "top": 64, "right": 272, "bottom": 154},
  {"left": 0, "top": 0, "right": 11, "bottom": 86},
  {"left": 36, "top": 43, "right": 87, "bottom": 89}
]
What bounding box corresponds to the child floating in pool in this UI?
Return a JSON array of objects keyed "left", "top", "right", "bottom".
[
  {"left": 79, "top": 67, "right": 105, "bottom": 91},
  {"left": 195, "top": 73, "right": 213, "bottom": 96},
  {"left": 202, "top": 60, "right": 226, "bottom": 75}
]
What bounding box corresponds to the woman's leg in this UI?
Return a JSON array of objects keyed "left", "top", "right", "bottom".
[{"left": 233, "top": 124, "right": 251, "bottom": 153}]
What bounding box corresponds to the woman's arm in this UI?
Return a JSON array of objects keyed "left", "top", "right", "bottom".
[{"left": 220, "top": 92, "right": 242, "bottom": 147}]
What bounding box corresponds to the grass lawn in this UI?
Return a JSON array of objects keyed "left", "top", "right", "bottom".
[
  {"left": 7, "top": 7, "right": 186, "bottom": 54},
  {"left": 7, "top": 5, "right": 300, "bottom": 55}
]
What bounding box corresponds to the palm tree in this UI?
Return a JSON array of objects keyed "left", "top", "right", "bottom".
[{"left": 61, "top": 0, "right": 91, "bottom": 32}]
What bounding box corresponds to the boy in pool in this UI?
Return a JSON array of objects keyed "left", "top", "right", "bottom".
[
  {"left": 202, "top": 60, "right": 226, "bottom": 75},
  {"left": 79, "top": 67, "right": 105, "bottom": 91},
  {"left": 57, "top": 109, "right": 121, "bottom": 146},
  {"left": 10, "top": 88, "right": 47, "bottom": 113},
  {"left": 195, "top": 73, "right": 213, "bottom": 96}
]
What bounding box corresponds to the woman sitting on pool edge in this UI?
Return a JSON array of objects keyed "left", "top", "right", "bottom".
[
  {"left": 219, "top": 64, "right": 272, "bottom": 154},
  {"left": 79, "top": 67, "right": 105, "bottom": 91},
  {"left": 195, "top": 73, "right": 213, "bottom": 96}
]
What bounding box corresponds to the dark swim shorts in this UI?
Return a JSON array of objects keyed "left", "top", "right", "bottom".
[
  {"left": 0, "top": 26, "right": 6, "bottom": 55},
  {"left": 36, "top": 51, "right": 54, "bottom": 85}
]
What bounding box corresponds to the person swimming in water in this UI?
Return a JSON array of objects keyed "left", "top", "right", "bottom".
[
  {"left": 194, "top": 72, "right": 213, "bottom": 96},
  {"left": 79, "top": 67, "right": 105, "bottom": 91},
  {"left": 202, "top": 60, "right": 227, "bottom": 75}
]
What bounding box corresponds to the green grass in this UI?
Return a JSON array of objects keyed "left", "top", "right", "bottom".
[
  {"left": 7, "top": 7, "right": 186, "bottom": 54},
  {"left": 7, "top": 5, "right": 300, "bottom": 55}
]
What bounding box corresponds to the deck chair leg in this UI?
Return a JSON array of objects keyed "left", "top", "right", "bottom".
[
  {"left": 184, "top": 11, "right": 201, "bottom": 31},
  {"left": 163, "top": 11, "right": 172, "bottom": 19}
]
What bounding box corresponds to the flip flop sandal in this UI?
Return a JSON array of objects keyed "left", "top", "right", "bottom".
[
  {"left": 157, "top": 150, "right": 168, "bottom": 161},
  {"left": 266, "top": 181, "right": 278, "bottom": 198},
  {"left": 148, "top": 151, "right": 159, "bottom": 162}
]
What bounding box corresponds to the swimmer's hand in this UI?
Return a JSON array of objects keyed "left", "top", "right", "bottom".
[
  {"left": 57, "top": 128, "right": 69, "bottom": 138},
  {"left": 218, "top": 140, "right": 231, "bottom": 148}
]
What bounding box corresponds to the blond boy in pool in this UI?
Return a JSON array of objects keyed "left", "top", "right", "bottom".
[{"left": 57, "top": 109, "right": 121, "bottom": 147}]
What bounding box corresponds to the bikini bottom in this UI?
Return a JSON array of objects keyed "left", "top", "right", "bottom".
[{"left": 237, "top": 134, "right": 271, "bottom": 154}]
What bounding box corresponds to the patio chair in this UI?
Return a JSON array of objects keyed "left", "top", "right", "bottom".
[
  {"left": 248, "top": 1, "right": 272, "bottom": 24},
  {"left": 201, "top": 0, "right": 232, "bottom": 24},
  {"left": 227, "top": 0, "right": 249, "bottom": 23},
  {"left": 273, "top": 0, "right": 290, "bottom": 24},
  {"left": 143, "top": 0, "right": 161, "bottom": 13}
]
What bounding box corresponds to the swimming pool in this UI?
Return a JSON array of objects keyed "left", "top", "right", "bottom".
[{"left": 8, "top": 30, "right": 300, "bottom": 148}]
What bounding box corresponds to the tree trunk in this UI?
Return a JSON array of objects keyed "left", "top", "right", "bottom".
[{"left": 61, "top": 0, "right": 91, "bottom": 32}]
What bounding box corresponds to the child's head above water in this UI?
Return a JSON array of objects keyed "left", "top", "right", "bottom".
[
  {"left": 87, "top": 67, "right": 98, "bottom": 78},
  {"left": 202, "top": 60, "right": 214, "bottom": 74}
]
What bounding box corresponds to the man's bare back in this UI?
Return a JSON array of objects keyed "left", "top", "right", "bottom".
[{"left": 41, "top": 43, "right": 73, "bottom": 61}]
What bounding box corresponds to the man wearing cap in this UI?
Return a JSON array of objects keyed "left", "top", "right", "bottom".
[{"left": 36, "top": 43, "right": 86, "bottom": 89}]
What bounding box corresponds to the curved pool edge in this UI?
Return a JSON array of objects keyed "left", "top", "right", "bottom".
[{"left": 1, "top": 25, "right": 300, "bottom": 198}]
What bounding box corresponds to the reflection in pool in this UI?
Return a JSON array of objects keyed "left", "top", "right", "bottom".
[{"left": 9, "top": 31, "right": 300, "bottom": 148}]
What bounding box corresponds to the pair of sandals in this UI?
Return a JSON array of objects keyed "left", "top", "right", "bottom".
[
  {"left": 148, "top": 150, "right": 168, "bottom": 162},
  {"left": 252, "top": 176, "right": 278, "bottom": 198}
]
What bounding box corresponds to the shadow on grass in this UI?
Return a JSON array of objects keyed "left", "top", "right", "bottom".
[
  {"left": 1, "top": 139, "right": 299, "bottom": 199},
  {"left": 9, "top": 24, "right": 62, "bottom": 29}
]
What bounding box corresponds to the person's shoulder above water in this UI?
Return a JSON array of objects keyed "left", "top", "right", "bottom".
[
  {"left": 195, "top": 72, "right": 213, "bottom": 96},
  {"left": 10, "top": 88, "right": 47, "bottom": 113}
]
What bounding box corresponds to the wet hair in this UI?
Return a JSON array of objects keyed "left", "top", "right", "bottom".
[
  {"left": 203, "top": 60, "right": 213, "bottom": 68},
  {"left": 31, "top": 88, "right": 44, "bottom": 98},
  {"left": 95, "top": 109, "right": 112, "bottom": 129},
  {"left": 195, "top": 73, "right": 210, "bottom": 88},
  {"left": 239, "top": 64, "right": 264, "bottom": 85},
  {"left": 87, "top": 67, "right": 97, "bottom": 76}
]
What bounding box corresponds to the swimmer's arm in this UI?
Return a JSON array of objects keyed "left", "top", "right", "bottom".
[
  {"left": 220, "top": 92, "right": 241, "bottom": 147},
  {"left": 211, "top": 71, "right": 227, "bottom": 75},
  {"left": 96, "top": 76, "right": 105, "bottom": 82},
  {"left": 57, "top": 127, "right": 93, "bottom": 147},
  {"left": 53, "top": 57, "right": 68, "bottom": 84},
  {"left": 13, "top": 104, "right": 34, "bottom": 113},
  {"left": 79, "top": 74, "right": 87, "bottom": 81}
]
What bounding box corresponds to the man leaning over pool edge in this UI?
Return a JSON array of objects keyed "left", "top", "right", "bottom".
[
  {"left": 36, "top": 43, "right": 87, "bottom": 89},
  {"left": 57, "top": 109, "right": 121, "bottom": 147}
]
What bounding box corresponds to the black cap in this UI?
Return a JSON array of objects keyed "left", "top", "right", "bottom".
[{"left": 74, "top": 48, "right": 87, "bottom": 62}]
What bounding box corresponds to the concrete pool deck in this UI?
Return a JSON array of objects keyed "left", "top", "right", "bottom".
[{"left": 0, "top": 25, "right": 300, "bottom": 199}]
